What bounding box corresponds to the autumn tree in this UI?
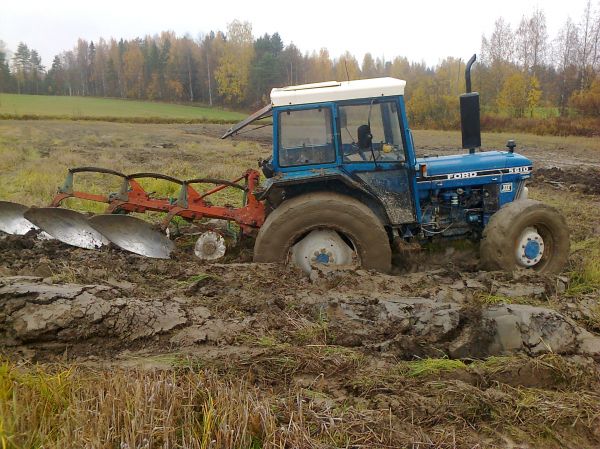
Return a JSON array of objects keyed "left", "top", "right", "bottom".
[
  {"left": 306, "top": 48, "right": 334, "bottom": 82},
  {"left": 570, "top": 78, "right": 600, "bottom": 116},
  {"left": 215, "top": 20, "right": 254, "bottom": 105},
  {"left": 75, "top": 39, "right": 91, "bottom": 95},
  {"left": 199, "top": 31, "right": 225, "bottom": 105},
  {"left": 361, "top": 53, "right": 377, "bottom": 78},
  {"left": 122, "top": 41, "right": 145, "bottom": 98},
  {"left": 334, "top": 51, "right": 361, "bottom": 81},
  {"left": 482, "top": 18, "right": 514, "bottom": 64},
  {"left": 479, "top": 18, "right": 520, "bottom": 108},
  {"left": 553, "top": 17, "right": 580, "bottom": 114},
  {"left": 281, "top": 43, "right": 304, "bottom": 86},
  {"left": 165, "top": 35, "right": 200, "bottom": 102},
  {"left": 497, "top": 72, "right": 530, "bottom": 117},
  {"left": 527, "top": 75, "right": 542, "bottom": 117},
  {"left": 515, "top": 8, "right": 548, "bottom": 73},
  {"left": 577, "top": 0, "right": 600, "bottom": 90},
  {"left": 92, "top": 38, "right": 109, "bottom": 96}
]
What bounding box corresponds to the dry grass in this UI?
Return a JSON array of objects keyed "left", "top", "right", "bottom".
[
  {"left": 2, "top": 355, "right": 599, "bottom": 449},
  {"left": 0, "top": 360, "right": 281, "bottom": 449},
  {"left": 0, "top": 121, "right": 267, "bottom": 216}
]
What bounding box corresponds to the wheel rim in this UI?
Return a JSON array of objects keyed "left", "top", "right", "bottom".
[
  {"left": 194, "top": 231, "right": 226, "bottom": 260},
  {"left": 515, "top": 226, "right": 545, "bottom": 268},
  {"left": 290, "top": 229, "right": 357, "bottom": 273}
]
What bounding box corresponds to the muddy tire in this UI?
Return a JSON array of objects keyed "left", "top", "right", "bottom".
[
  {"left": 480, "top": 199, "right": 569, "bottom": 274},
  {"left": 253, "top": 192, "right": 391, "bottom": 273}
]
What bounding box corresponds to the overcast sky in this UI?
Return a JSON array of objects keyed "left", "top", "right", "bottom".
[{"left": 0, "top": 0, "right": 594, "bottom": 68}]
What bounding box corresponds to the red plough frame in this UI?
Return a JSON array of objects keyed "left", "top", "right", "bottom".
[{"left": 50, "top": 167, "right": 265, "bottom": 233}]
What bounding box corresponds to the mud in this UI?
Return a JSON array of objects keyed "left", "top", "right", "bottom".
[
  {"left": 1, "top": 159, "right": 598, "bottom": 368},
  {"left": 532, "top": 166, "right": 600, "bottom": 195},
  {"left": 1, "top": 241, "right": 599, "bottom": 363}
]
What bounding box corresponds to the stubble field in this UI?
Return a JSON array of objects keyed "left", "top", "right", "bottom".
[{"left": 1, "top": 120, "right": 600, "bottom": 448}]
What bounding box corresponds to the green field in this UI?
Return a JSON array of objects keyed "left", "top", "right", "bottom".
[{"left": 0, "top": 94, "right": 246, "bottom": 122}]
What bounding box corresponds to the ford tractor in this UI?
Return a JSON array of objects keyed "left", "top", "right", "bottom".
[{"left": 0, "top": 55, "right": 569, "bottom": 274}]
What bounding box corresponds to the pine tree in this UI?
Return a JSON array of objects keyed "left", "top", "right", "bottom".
[
  {"left": 29, "top": 49, "right": 44, "bottom": 94},
  {"left": 45, "top": 55, "right": 65, "bottom": 94},
  {"left": 12, "top": 42, "right": 31, "bottom": 94},
  {"left": 249, "top": 33, "right": 285, "bottom": 105}
]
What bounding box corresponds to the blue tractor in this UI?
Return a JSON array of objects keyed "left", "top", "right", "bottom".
[{"left": 224, "top": 55, "right": 569, "bottom": 274}]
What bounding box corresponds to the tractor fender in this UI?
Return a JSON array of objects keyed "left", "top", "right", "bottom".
[{"left": 258, "top": 173, "right": 392, "bottom": 227}]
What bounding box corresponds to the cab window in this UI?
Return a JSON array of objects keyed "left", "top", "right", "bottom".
[
  {"left": 278, "top": 107, "right": 335, "bottom": 167},
  {"left": 339, "top": 100, "right": 405, "bottom": 162}
]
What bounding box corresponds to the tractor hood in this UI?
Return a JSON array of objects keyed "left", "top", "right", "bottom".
[{"left": 416, "top": 151, "right": 532, "bottom": 180}]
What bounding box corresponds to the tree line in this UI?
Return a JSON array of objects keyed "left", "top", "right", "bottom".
[{"left": 0, "top": 2, "right": 599, "bottom": 126}]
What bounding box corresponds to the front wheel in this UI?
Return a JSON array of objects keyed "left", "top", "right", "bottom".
[
  {"left": 480, "top": 199, "right": 570, "bottom": 274},
  {"left": 253, "top": 192, "right": 391, "bottom": 273}
]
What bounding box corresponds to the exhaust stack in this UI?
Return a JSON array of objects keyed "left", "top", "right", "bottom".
[{"left": 460, "top": 54, "right": 481, "bottom": 154}]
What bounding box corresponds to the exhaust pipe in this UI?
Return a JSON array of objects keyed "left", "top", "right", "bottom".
[
  {"left": 460, "top": 54, "right": 481, "bottom": 154},
  {"left": 465, "top": 54, "right": 476, "bottom": 93}
]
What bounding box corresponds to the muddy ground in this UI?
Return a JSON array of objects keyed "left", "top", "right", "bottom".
[{"left": 1, "top": 121, "right": 600, "bottom": 448}]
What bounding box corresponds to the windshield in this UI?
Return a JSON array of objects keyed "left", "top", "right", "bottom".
[{"left": 339, "top": 100, "right": 405, "bottom": 162}]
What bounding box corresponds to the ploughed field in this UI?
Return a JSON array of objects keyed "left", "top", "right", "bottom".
[{"left": 1, "top": 120, "right": 600, "bottom": 448}]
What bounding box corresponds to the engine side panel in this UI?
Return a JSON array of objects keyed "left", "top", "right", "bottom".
[{"left": 351, "top": 169, "right": 415, "bottom": 224}]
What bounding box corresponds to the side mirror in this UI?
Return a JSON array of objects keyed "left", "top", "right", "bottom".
[
  {"left": 460, "top": 92, "right": 481, "bottom": 153},
  {"left": 357, "top": 124, "right": 372, "bottom": 149}
]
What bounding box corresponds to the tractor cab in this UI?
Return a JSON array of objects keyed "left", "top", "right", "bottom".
[
  {"left": 223, "top": 78, "right": 419, "bottom": 225},
  {"left": 269, "top": 78, "right": 410, "bottom": 170}
]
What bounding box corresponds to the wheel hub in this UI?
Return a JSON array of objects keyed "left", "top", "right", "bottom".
[
  {"left": 515, "top": 227, "right": 544, "bottom": 267},
  {"left": 290, "top": 229, "right": 355, "bottom": 274},
  {"left": 194, "top": 231, "right": 226, "bottom": 260}
]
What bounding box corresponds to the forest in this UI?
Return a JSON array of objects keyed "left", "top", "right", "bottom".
[{"left": 0, "top": 2, "right": 599, "bottom": 133}]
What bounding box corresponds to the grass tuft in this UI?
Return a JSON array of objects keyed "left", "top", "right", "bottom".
[
  {"left": 401, "top": 358, "right": 467, "bottom": 377},
  {"left": 566, "top": 238, "right": 600, "bottom": 296}
]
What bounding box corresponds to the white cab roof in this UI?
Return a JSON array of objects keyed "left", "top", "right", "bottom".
[{"left": 270, "top": 77, "right": 406, "bottom": 106}]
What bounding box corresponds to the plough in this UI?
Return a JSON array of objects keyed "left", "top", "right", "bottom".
[{"left": 0, "top": 167, "right": 265, "bottom": 260}]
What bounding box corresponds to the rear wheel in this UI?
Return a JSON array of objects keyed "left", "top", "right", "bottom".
[
  {"left": 480, "top": 199, "right": 569, "bottom": 274},
  {"left": 253, "top": 192, "right": 391, "bottom": 273}
]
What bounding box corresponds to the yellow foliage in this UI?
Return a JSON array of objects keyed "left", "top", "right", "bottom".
[
  {"left": 215, "top": 20, "right": 254, "bottom": 105},
  {"left": 497, "top": 72, "right": 529, "bottom": 118},
  {"left": 167, "top": 79, "right": 184, "bottom": 101},
  {"left": 570, "top": 79, "right": 600, "bottom": 117},
  {"left": 527, "top": 76, "right": 542, "bottom": 118},
  {"left": 123, "top": 45, "right": 145, "bottom": 99}
]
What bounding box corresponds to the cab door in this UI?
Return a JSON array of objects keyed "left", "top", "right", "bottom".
[{"left": 337, "top": 98, "right": 416, "bottom": 224}]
